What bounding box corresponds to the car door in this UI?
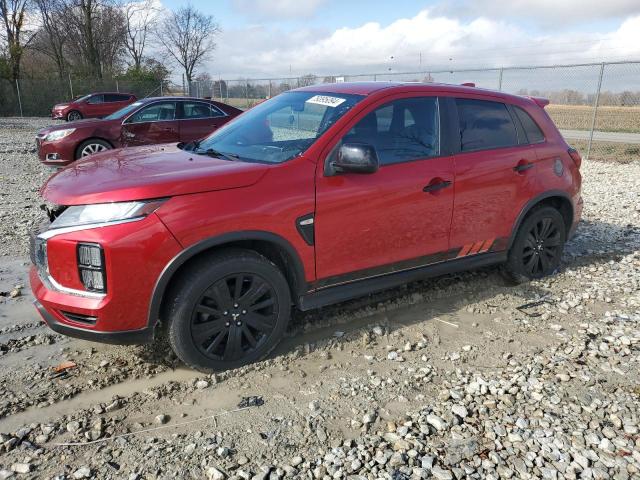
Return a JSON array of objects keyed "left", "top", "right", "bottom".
[
  {"left": 83, "top": 94, "right": 104, "bottom": 118},
  {"left": 448, "top": 96, "right": 539, "bottom": 255},
  {"left": 120, "top": 101, "right": 180, "bottom": 147},
  {"left": 314, "top": 94, "right": 455, "bottom": 283},
  {"left": 178, "top": 101, "right": 229, "bottom": 142}
]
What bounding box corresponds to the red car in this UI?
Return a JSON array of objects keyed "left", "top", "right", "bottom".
[
  {"left": 37, "top": 97, "right": 243, "bottom": 166},
  {"left": 30, "top": 82, "right": 583, "bottom": 371},
  {"left": 51, "top": 92, "right": 137, "bottom": 121}
]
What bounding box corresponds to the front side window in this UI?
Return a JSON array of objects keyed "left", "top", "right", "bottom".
[
  {"left": 193, "top": 91, "right": 363, "bottom": 164},
  {"left": 182, "top": 102, "right": 224, "bottom": 119},
  {"left": 342, "top": 97, "right": 440, "bottom": 165},
  {"left": 456, "top": 98, "right": 518, "bottom": 152},
  {"left": 105, "top": 101, "right": 143, "bottom": 120},
  {"left": 87, "top": 94, "right": 104, "bottom": 104},
  {"left": 128, "top": 102, "right": 177, "bottom": 123}
]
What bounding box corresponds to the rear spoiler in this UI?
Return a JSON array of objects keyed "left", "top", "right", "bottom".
[{"left": 526, "top": 96, "right": 550, "bottom": 108}]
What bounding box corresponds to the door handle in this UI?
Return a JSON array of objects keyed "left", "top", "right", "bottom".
[
  {"left": 423, "top": 180, "right": 452, "bottom": 193},
  {"left": 513, "top": 162, "right": 534, "bottom": 172}
]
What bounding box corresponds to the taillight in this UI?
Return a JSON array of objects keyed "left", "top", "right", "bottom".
[
  {"left": 568, "top": 148, "right": 582, "bottom": 169},
  {"left": 77, "top": 243, "right": 106, "bottom": 293}
]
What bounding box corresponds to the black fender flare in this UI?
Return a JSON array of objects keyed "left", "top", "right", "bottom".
[
  {"left": 147, "top": 231, "right": 308, "bottom": 328},
  {"left": 507, "top": 190, "right": 574, "bottom": 250}
]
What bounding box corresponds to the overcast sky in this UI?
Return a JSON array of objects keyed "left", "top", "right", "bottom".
[{"left": 158, "top": 0, "right": 640, "bottom": 79}]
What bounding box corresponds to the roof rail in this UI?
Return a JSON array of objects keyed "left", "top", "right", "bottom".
[{"left": 460, "top": 82, "right": 476, "bottom": 87}]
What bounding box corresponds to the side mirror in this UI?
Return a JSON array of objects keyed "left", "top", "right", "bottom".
[{"left": 331, "top": 143, "right": 379, "bottom": 175}]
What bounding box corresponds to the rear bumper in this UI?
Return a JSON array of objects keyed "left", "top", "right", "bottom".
[{"left": 34, "top": 299, "right": 154, "bottom": 344}]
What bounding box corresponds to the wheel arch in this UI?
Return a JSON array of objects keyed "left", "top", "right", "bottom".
[
  {"left": 508, "top": 190, "right": 574, "bottom": 250},
  {"left": 74, "top": 137, "right": 114, "bottom": 159},
  {"left": 148, "top": 231, "right": 309, "bottom": 330}
]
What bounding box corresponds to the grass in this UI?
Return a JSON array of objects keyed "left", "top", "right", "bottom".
[
  {"left": 567, "top": 139, "right": 640, "bottom": 164},
  {"left": 546, "top": 105, "right": 640, "bottom": 134}
]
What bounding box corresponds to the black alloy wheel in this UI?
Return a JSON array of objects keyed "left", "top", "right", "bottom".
[
  {"left": 191, "top": 273, "right": 278, "bottom": 362},
  {"left": 167, "top": 249, "right": 291, "bottom": 372},
  {"left": 521, "top": 216, "right": 563, "bottom": 276},
  {"left": 505, "top": 206, "right": 567, "bottom": 282}
]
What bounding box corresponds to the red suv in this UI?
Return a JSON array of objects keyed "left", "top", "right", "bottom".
[
  {"left": 37, "top": 97, "right": 242, "bottom": 166},
  {"left": 51, "top": 92, "right": 137, "bottom": 121},
  {"left": 30, "top": 82, "right": 583, "bottom": 371}
]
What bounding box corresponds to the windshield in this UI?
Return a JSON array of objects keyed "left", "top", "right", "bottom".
[
  {"left": 104, "top": 101, "right": 143, "bottom": 120},
  {"left": 192, "top": 91, "right": 364, "bottom": 164},
  {"left": 74, "top": 94, "right": 92, "bottom": 103}
]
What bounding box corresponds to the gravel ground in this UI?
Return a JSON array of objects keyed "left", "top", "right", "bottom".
[{"left": 0, "top": 117, "right": 639, "bottom": 480}]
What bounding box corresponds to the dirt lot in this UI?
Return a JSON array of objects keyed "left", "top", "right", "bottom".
[{"left": 0, "top": 117, "right": 639, "bottom": 480}]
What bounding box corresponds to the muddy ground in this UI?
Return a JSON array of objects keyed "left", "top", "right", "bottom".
[{"left": 0, "top": 118, "right": 638, "bottom": 479}]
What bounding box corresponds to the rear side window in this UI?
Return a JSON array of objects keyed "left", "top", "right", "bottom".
[
  {"left": 514, "top": 106, "right": 545, "bottom": 143},
  {"left": 343, "top": 97, "right": 440, "bottom": 165},
  {"left": 456, "top": 98, "right": 517, "bottom": 152},
  {"left": 104, "top": 94, "right": 128, "bottom": 102},
  {"left": 182, "top": 101, "right": 225, "bottom": 119}
]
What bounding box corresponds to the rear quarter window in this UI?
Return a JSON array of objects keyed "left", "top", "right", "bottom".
[
  {"left": 513, "top": 106, "right": 545, "bottom": 143},
  {"left": 456, "top": 98, "right": 518, "bottom": 152}
]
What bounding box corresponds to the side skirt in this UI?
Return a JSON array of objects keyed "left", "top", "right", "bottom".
[{"left": 298, "top": 251, "right": 507, "bottom": 311}]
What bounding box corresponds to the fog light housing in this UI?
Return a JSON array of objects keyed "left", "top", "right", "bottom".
[{"left": 77, "top": 243, "right": 106, "bottom": 293}]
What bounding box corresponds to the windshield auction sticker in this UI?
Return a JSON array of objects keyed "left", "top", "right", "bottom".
[{"left": 306, "top": 95, "right": 347, "bottom": 107}]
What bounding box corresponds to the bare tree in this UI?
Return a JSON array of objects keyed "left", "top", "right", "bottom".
[
  {"left": 158, "top": 5, "right": 219, "bottom": 83},
  {"left": 32, "top": 0, "right": 67, "bottom": 80},
  {"left": 123, "top": 0, "right": 158, "bottom": 69},
  {"left": 64, "top": 0, "right": 125, "bottom": 78},
  {"left": 0, "top": 0, "right": 36, "bottom": 82}
]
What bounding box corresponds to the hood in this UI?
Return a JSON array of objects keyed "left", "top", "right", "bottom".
[
  {"left": 41, "top": 144, "right": 270, "bottom": 205},
  {"left": 38, "top": 118, "right": 115, "bottom": 136}
]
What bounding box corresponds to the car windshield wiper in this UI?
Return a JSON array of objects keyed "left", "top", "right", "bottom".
[
  {"left": 178, "top": 139, "right": 201, "bottom": 151},
  {"left": 195, "top": 147, "right": 240, "bottom": 161}
]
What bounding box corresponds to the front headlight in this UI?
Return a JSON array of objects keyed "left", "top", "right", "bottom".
[
  {"left": 50, "top": 199, "right": 167, "bottom": 230},
  {"left": 45, "top": 128, "right": 76, "bottom": 142}
]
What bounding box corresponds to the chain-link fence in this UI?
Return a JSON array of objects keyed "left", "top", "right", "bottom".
[
  {"left": 1, "top": 61, "right": 638, "bottom": 163},
  {"left": 189, "top": 61, "right": 640, "bottom": 163},
  {"left": 0, "top": 75, "right": 177, "bottom": 117}
]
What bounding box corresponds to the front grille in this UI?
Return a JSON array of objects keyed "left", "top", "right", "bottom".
[{"left": 61, "top": 311, "right": 97, "bottom": 325}]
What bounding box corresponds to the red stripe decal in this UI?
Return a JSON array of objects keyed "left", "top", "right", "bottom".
[
  {"left": 479, "top": 238, "right": 495, "bottom": 253},
  {"left": 457, "top": 244, "right": 473, "bottom": 257},
  {"left": 468, "top": 241, "right": 484, "bottom": 255}
]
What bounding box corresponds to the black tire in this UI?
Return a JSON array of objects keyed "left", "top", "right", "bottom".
[
  {"left": 166, "top": 249, "right": 291, "bottom": 372},
  {"left": 67, "top": 110, "right": 82, "bottom": 122},
  {"left": 75, "top": 139, "right": 112, "bottom": 159},
  {"left": 505, "top": 206, "right": 566, "bottom": 283}
]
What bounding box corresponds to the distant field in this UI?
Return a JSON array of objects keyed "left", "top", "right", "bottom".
[{"left": 546, "top": 104, "right": 640, "bottom": 134}]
